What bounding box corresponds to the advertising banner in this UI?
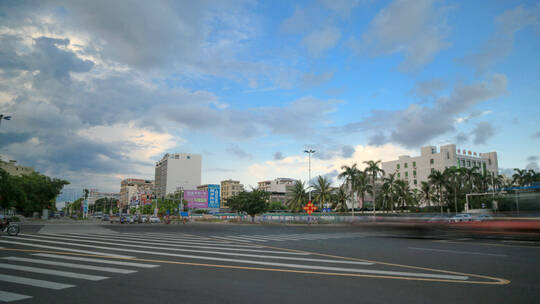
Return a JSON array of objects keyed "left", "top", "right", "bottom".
[
  {"left": 184, "top": 190, "right": 208, "bottom": 208},
  {"left": 207, "top": 184, "right": 220, "bottom": 209}
]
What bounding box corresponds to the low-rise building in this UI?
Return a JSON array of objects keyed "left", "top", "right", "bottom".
[
  {"left": 119, "top": 178, "right": 154, "bottom": 209},
  {"left": 220, "top": 179, "right": 244, "bottom": 208},
  {"left": 0, "top": 159, "right": 34, "bottom": 176},
  {"left": 257, "top": 178, "right": 297, "bottom": 205},
  {"left": 87, "top": 189, "right": 120, "bottom": 206}
]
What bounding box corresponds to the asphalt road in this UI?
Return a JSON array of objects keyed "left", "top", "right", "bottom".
[{"left": 0, "top": 222, "right": 539, "bottom": 304}]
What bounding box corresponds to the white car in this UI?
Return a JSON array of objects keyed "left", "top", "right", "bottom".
[
  {"left": 449, "top": 214, "right": 472, "bottom": 223},
  {"left": 149, "top": 216, "right": 161, "bottom": 223}
]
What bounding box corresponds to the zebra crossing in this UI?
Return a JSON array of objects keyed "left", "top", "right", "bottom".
[
  {"left": 211, "top": 232, "right": 367, "bottom": 242},
  {"left": 0, "top": 231, "right": 483, "bottom": 301}
]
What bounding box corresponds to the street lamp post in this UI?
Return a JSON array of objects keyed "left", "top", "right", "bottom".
[
  {"left": 304, "top": 149, "right": 315, "bottom": 202},
  {"left": 0, "top": 114, "right": 12, "bottom": 128}
]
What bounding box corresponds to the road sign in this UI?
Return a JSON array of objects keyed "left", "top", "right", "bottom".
[{"left": 303, "top": 201, "right": 317, "bottom": 215}]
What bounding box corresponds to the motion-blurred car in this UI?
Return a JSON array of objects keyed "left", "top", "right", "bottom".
[
  {"left": 473, "top": 214, "right": 493, "bottom": 221},
  {"left": 149, "top": 216, "right": 161, "bottom": 223},
  {"left": 449, "top": 214, "right": 472, "bottom": 223},
  {"left": 427, "top": 215, "right": 449, "bottom": 223}
]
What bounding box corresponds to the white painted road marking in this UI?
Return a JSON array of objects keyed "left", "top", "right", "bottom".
[
  {"left": 408, "top": 247, "right": 508, "bottom": 257},
  {"left": 0, "top": 263, "right": 109, "bottom": 281},
  {"left": 0, "top": 239, "right": 134, "bottom": 258},
  {"left": 0, "top": 290, "right": 33, "bottom": 302},
  {"left": 32, "top": 253, "right": 159, "bottom": 268},
  {"left": 2, "top": 257, "right": 138, "bottom": 274},
  {"left": 0, "top": 274, "right": 74, "bottom": 290}
]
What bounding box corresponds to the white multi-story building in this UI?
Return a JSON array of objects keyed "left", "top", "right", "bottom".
[
  {"left": 154, "top": 153, "right": 202, "bottom": 198},
  {"left": 257, "top": 178, "right": 297, "bottom": 204},
  {"left": 381, "top": 144, "right": 499, "bottom": 189}
]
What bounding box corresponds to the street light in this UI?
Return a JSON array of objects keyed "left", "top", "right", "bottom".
[
  {"left": 0, "top": 114, "right": 11, "bottom": 128},
  {"left": 304, "top": 149, "right": 315, "bottom": 202}
]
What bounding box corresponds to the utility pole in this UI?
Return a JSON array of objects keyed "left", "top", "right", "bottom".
[{"left": 304, "top": 149, "right": 315, "bottom": 202}]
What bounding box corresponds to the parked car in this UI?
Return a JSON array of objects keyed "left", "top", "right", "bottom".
[
  {"left": 474, "top": 214, "right": 493, "bottom": 222},
  {"left": 102, "top": 214, "right": 110, "bottom": 221},
  {"left": 140, "top": 215, "right": 148, "bottom": 223},
  {"left": 449, "top": 214, "right": 472, "bottom": 223},
  {"left": 428, "top": 215, "right": 450, "bottom": 223},
  {"left": 149, "top": 216, "right": 161, "bottom": 223}
]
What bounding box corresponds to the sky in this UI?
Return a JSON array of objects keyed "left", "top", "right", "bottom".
[{"left": 0, "top": 0, "right": 539, "bottom": 198}]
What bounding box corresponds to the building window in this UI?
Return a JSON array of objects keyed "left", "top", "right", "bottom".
[
  {"left": 413, "top": 170, "right": 416, "bottom": 176},
  {"left": 187, "top": 155, "right": 191, "bottom": 159},
  {"left": 461, "top": 159, "right": 465, "bottom": 167},
  {"left": 405, "top": 172, "right": 408, "bottom": 177},
  {"left": 431, "top": 168, "right": 435, "bottom": 173},
  {"left": 404, "top": 163, "right": 408, "bottom": 168},
  {"left": 397, "top": 164, "right": 400, "bottom": 169},
  {"left": 467, "top": 160, "right": 471, "bottom": 167},
  {"left": 431, "top": 148, "right": 436, "bottom": 154},
  {"left": 488, "top": 159, "right": 492, "bottom": 165},
  {"left": 447, "top": 152, "right": 450, "bottom": 159},
  {"left": 414, "top": 179, "right": 417, "bottom": 185},
  {"left": 397, "top": 173, "right": 400, "bottom": 178},
  {"left": 413, "top": 161, "right": 416, "bottom": 167},
  {"left": 430, "top": 159, "right": 434, "bottom": 165}
]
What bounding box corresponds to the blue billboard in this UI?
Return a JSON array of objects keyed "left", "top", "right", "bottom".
[{"left": 207, "top": 184, "right": 220, "bottom": 209}]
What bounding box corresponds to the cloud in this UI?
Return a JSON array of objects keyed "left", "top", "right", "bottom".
[
  {"left": 341, "top": 145, "right": 355, "bottom": 158},
  {"left": 302, "top": 27, "right": 341, "bottom": 57},
  {"left": 318, "top": 0, "right": 362, "bottom": 17},
  {"left": 340, "top": 74, "right": 507, "bottom": 148},
  {"left": 527, "top": 155, "right": 538, "bottom": 162},
  {"left": 273, "top": 152, "right": 285, "bottom": 160},
  {"left": 280, "top": 6, "right": 312, "bottom": 34},
  {"left": 350, "top": 0, "right": 450, "bottom": 72},
  {"left": 455, "top": 110, "right": 492, "bottom": 124},
  {"left": 459, "top": 3, "right": 540, "bottom": 74},
  {"left": 455, "top": 132, "right": 468, "bottom": 144},
  {"left": 226, "top": 144, "right": 253, "bottom": 159},
  {"left": 411, "top": 78, "right": 445, "bottom": 97},
  {"left": 207, "top": 167, "right": 235, "bottom": 172},
  {"left": 300, "top": 71, "right": 334, "bottom": 87},
  {"left": 472, "top": 122, "right": 495, "bottom": 145},
  {"left": 526, "top": 162, "right": 539, "bottom": 172}
]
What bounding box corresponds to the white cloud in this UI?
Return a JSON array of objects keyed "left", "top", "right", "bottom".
[
  {"left": 352, "top": 0, "right": 450, "bottom": 72},
  {"left": 302, "top": 27, "right": 341, "bottom": 57}
]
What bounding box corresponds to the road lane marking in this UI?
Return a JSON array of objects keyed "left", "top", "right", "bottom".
[
  {"left": 7, "top": 235, "right": 375, "bottom": 265},
  {"left": 0, "top": 290, "right": 33, "bottom": 302},
  {"left": 32, "top": 254, "right": 159, "bottom": 268},
  {"left": 0, "top": 248, "right": 509, "bottom": 285},
  {"left": 0, "top": 239, "right": 134, "bottom": 258},
  {"left": 2, "top": 257, "right": 138, "bottom": 274},
  {"left": 11, "top": 235, "right": 315, "bottom": 260},
  {"left": 42, "top": 233, "right": 299, "bottom": 254},
  {"left": 0, "top": 263, "right": 109, "bottom": 281},
  {"left": 0, "top": 274, "right": 74, "bottom": 290},
  {"left": 434, "top": 240, "right": 540, "bottom": 249},
  {"left": 211, "top": 236, "right": 251, "bottom": 242},
  {"left": 408, "top": 247, "right": 508, "bottom": 257},
  {"left": 225, "top": 235, "right": 267, "bottom": 242}
]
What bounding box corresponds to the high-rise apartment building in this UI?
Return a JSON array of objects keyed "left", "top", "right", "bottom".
[
  {"left": 154, "top": 153, "right": 202, "bottom": 198},
  {"left": 220, "top": 179, "right": 244, "bottom": 208},
  {"left": 381, "top": 144, "right": 498, "bottom": 190}
]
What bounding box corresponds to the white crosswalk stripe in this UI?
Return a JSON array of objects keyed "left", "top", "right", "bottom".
[
  {"left": 212, "top": 232, "right": 367, "bottom": 242},
  {"left": 0, "top": 262, "right": 109, "bottom": 281},
  {"left": 0, "top": 274, "right": 74, "bottom": 290},
  {"left": 32, "top": 253, "right": 159, "bottom": 268},
  {"left": 2, "top": 257, "right": 138, "bottom": 274},
  {"left": 0, "top": 290, "right": 33, "bottom": 302}
]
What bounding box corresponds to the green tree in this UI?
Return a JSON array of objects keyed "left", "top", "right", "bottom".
[
  {"left": 287, "top": 180, "right": 307, "bottom": 213},
  {"left": 338, "top": 164, "right": 359, "bottom": 215},
  {"left": 0, "top": 169, "right": 25, "bottom": 213},
  {"left": 228, "top": 190, "right": 269, "bottom": 222},
  {"left": 269, "top": 201, "right": 286, "bottom": 211},
  {"left": 444, "top": 167, "right": 461, "bottom": 213},
  {"left": 429, "top": 170, "right": 446, "bottom": 215},
  {"left": 382, "top": 173, "right": 397, "bottom": 212},
  {"left": 333, "top": 184, "right": 350, "bottom": 212},
  {"left": 353, "top": 171, "right": 372, "bottom": 212},
  {"left": 363, "top": 160, "right": 385, "bottom": 216},
  {"left": 312, "top": 175, "right": 332, "bottom": 210},
  {"left": 419, "top": 181, "right": 432, "bottom": 207}
]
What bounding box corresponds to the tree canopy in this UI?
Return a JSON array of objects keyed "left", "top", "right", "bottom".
[{"left": 228, "top": 190, "right": 269, "bottom": 221}]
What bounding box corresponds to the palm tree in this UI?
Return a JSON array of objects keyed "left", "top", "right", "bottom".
[
  {"left": 394, "top": 180, "right": 411, "bottom": 211},
  {"left": 338, "top": 164, "right": 359, "bottom": 215},
  {"left": 443, "top": 167, "right": 461, "bottom": 213},
  {"left": 287, "top": 180, "right": 307, "bottom": 212},
  {"left": 354, "top": 171, "right": 372, "bottom": 213},
  {"left": 379, "top": 182, "right": 392, "bottom": 213},
  {"left": 363, "top": 160, "right": 385, "bottom": 217},
  {"left": 333, "top": 184, "right": 350, "bottom": 212},
  {"left": 512, "top": 168, "right": 527, "bottom": 187},
  {"left": 419, "top": 181, "right": 432, "bottom": 207},
  {"left": 383, "top": 173, "right": 397, "bottom": 213},
  {"left": 428, "top": 170, "right": 446, "bottom": 215},
  {"left": 312, "top": 176, "right": 332, "bottom": 210}
]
